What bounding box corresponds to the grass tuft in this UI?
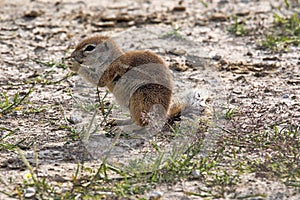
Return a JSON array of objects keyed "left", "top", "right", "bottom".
[
  {"left": 0, "top": 88, "right": 33, "bottom": 115},
  {"left": 261, "top": 12, "right": 300, "bottom": 51},
  {"left": 227, "top": 16, "right": 249, "bottom": 36}
]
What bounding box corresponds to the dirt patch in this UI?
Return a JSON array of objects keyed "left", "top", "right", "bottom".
[{"left": 0, "top": 0, "right": 299, "bottom": 199}]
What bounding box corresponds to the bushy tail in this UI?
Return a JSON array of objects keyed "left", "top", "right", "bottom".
[{"left": 167, "top": 89, "right": 210, "bottom": 126}]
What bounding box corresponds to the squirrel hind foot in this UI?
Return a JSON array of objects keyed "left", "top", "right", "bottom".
[{"left": 105, "top": 118, "right": 135, "bottom": 127}]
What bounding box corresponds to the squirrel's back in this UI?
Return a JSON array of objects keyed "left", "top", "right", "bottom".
[{"left": 107, "top": 50, "right": 174, "bottom": 126}]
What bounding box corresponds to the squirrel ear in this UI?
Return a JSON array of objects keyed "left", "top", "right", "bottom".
[
  {"left": 104, "top": 42, "right": 109, "bottom": 51},
  {"left": 96, "top": 42, "right": 109, "bottom": 53}
]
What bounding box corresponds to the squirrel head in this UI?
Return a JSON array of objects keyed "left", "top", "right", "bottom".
[{"left": 68, "top": 35, "right": 123, "bottom": 71}]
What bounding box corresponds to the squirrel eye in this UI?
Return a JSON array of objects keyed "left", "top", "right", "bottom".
[{"left": 84, "top": 44, "right": 96, "bottom": 52}]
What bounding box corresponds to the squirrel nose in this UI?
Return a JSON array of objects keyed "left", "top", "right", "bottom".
[{"left": 64, "top": 56, "right": 82, "bottom": 64}]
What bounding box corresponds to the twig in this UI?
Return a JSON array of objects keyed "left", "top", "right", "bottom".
[{"left": 82, "top": 109, "right": 98, "bottom": 145}]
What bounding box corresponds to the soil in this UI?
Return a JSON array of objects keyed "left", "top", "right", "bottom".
[{"left": 0, "top": 0, "right": 299, "bottom": 199}]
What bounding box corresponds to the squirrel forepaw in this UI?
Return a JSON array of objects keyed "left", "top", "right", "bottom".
[{"left": 67, "top": 61, "right": 81, "bottom": 72}]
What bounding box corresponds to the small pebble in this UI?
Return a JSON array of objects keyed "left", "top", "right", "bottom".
[
  {"left": 246, "top": 51, "right": 253, "bottom": 57},
  {"left": 209, "top": 13, "right": 228, "bottom": 21},
  {"left": 24, "top": 10, "right": 44, "bottom": 18},
  {"left": 149, "top": 191, "right": 164, "bottom": 200},
  {"left": 282, "top": 94, "right": 289, "bottom": 99},
  {"left": 172, "top": 6, "right": 186, "bottom": 12},
  {"left": 192, "top": 169, "right": 201, "bottom": 178},
  {"left": 24, "top": 187, "right": 36, "bottom": 198},
  {"left": 91, "top": 21, "right": 115, "bottom": 27},
  {"left": 168, "top": 48, "right": 186, "bottom": 56},
  {"left": 68, "top": 115, "right": 83, "bottom": 124},
  {"left": 212, "top": 54, "right": 222, "bottom": 61}
]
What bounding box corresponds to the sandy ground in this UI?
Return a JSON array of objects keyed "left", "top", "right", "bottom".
[{"left": 0, "top": 0, "right": 299, "bottom": 199}]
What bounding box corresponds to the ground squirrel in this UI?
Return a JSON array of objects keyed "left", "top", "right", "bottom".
[{"left": 67, "top": 35, "right": 181, "bottom": 127}]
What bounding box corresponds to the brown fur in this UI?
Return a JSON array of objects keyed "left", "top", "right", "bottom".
[
  {"left": 129, "top": 84, "right": 172, "bottom": 126},
  {"left": 100, "top": 51, "right": 173, "bottom": 126},
  {"left": 74, "top": 36, "right": 110, "bottom": 52},
  {"left": 98, "top": 51, "right": 167, "bottom": 90},
  {"left": 69, "top": 35, "right": 179, "bottom": 127}
]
